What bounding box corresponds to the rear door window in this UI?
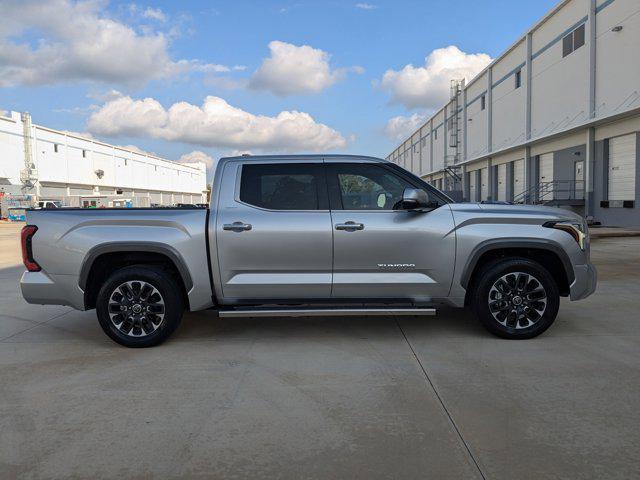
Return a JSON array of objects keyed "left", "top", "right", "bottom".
[{"left": 239, "top": 163, "right": 324, "bottom": 210}]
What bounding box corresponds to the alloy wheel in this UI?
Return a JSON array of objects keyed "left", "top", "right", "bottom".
[
  {"left": 108, "top": 280, "right": 165, "bottom": 337},
  {"left": 488, "top": 272, "right": 547, "bottom": 329}
]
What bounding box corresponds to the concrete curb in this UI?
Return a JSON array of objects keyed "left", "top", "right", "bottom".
[{"left": 590, "top": 229, "right": 640, "bottom": 239}]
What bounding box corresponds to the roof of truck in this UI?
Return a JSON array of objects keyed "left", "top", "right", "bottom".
[{"left": 219, "top": 154, "right": 389, "bottom": 163}]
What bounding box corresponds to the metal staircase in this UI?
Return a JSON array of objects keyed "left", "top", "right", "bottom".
[{"left": 513, "top": 180, "right": 585, "bottom": 206}]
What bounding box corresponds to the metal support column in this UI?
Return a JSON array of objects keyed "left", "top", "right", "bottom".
[
  {"left": 525, "top": 32, "right": 533, "bottom": 141},
  {"left": 463, "top": 86, "right": 468, "bottom": 162},
  {"left": 524, "top": 146, "right": 532, "bottom": 203},
  {"left": 585, "top": 128, "right": 596, "bottom": 218},
  {"left": 588, "top": 0, "right": 597, "bottom": 119},
  {"left": 585, "top": 0, "right": 597, "bottom": 219},
  {"left": 487, "top": 67, "right": 493, "bottom": 154}
]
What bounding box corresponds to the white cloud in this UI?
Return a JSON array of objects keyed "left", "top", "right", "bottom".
[
  {"left": 179, "top": 151, "right": 215, "bottom": 169},
  {"left": 142, "top": 7, "right": 166, "bottom": 22},
  {"left": 87, "top": 95, "right": 348, "bottom": 152},
  {"left": 0, "top": 0, "right": 235, "bottom": 88},
  {"left": 380, "top": 46, "right": 492, "bottom": 110},
  {"left": 384, "top": 113, "right": 427, "bottom": 141},
  {"left": 87, "top": 89, "right": 124, "bottom": 102},
  {"left": 249, "top": 40, "right": 362, "bottom": 96},
  {"left": 355, "top": 3, "right": 377, "bottom": 10}
]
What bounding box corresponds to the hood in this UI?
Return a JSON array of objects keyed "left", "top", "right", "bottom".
[{"left": 449, "top": 202, "right": 583, "bottom": 223}]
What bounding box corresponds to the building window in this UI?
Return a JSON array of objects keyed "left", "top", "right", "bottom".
[
  {"left": 481, "top": 94, "right": 486, "bottom": 110},
  {"left": 515, "top": 70, "right": 522, "bottom": 89},
  {"left": 54, "top": 144, "right": 59, "bottom": 153},
  {"left": 434, "top": 128, "right": 438, "bottom": 140},
  {"left": 422, "top": 137, "right": 427, "bottom": 147},
  {"left": 124, "top": 159, "right": 128, "bottom": 166},
  {"left": 563, "top": 24, "right": 585, "bottom": 58},
  {"left": 82, "top": 149, "right": 87, "bottom": 158}
]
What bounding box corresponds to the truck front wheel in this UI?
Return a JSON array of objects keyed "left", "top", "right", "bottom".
[
  {"left": 96, "top": 266, "right": 184, "bottom": 347},
  {"left": 471, "top": 258, "right": 560, "bottom": 339}
]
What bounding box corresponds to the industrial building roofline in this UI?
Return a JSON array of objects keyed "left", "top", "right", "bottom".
[
  {"left": 1, "top": 110, "right": 206, "bottom": 173},
  {"left": 388, "top": 0, "right": 597, "bottom": 150}
]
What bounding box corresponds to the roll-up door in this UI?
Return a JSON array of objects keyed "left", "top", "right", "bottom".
[
  {"left": 538, "top": 153, "right": 554, "bottom": 200},
  {"left": 608, "top": 134, "right": 636, "bottom": 201},
  {"left": 69, "top": 187, "right": 94, "bottom": 196},
  {"left": 468, "top": 171, "right": 477, "bottom": 202},
  {"left": 480, "top": 168, "right": 488, "bottom": 200},
  {"left": 513, "top": 159, "right": 525, "bottom": 200},
  {"left": 39, "top": 185, "right": 67, "bottom": 198},
  {"left": 497, "top": 164, "right": 507, "bottom": 201}
]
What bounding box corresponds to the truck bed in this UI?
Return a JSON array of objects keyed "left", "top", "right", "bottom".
[{"left": 22, "top": 208, "right": 213, "bottom": 311}]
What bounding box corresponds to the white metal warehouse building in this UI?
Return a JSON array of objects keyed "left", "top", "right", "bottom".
[
  {"left": 0, "top": 110, "right": 207, "bottom": 209},
  {"left": 386, "top": 0, "right": 640, "bottom": 227}
]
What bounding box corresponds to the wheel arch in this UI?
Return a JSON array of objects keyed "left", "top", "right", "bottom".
[
  {"left": 461, "top": 239, "right": 574, "bottom": 303},
  {"left": 80, "top": 242, "right": 193, "bottom": 310}
]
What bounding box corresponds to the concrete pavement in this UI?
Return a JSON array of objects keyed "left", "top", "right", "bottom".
[{"left": 0, "top": 229, "right": 639, "bottom": 479}]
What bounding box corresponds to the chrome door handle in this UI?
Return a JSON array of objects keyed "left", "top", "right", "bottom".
[
  {"left": 223, "top": 221, "right": 252, "bottom": 232},
  {"left": 335, "top": 221, "right": 364, "bottom": 231}
]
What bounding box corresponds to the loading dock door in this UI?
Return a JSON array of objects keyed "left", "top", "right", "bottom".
[
  {"left": 513, "top": 159, "right": 525, "bottom": 201},
  {"left": 608, "top": 134, "right": 636, "bottom": 201},
  {"left": 469, "top": 171, "right": 477, "bottom": 202},
  {"left": 575, "top": 161, "right": 584, "bottom": 200},
  {"left": 480, "top": 168, "right": 488, "bottom": 200},
  {"left": 497, "top": 164, "right": 507, "bottom": 201},
  {"left": 538, "top": 153, "right": 554, "bottom": 200}
]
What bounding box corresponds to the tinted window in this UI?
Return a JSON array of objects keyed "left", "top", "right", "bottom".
[
  {"left": 330, "top": 164, "right": 420, "bottom": 210},
  {"left": 562, "top": 33, "right": 573, "bottom": 57},
  {"left": 240, "top": 164, "right": 320, "bottom": 210},
  {"left": 573, "top": 24, "right": 585, "bottom": 50},
  {"left": 563, "top": 24, "right": 584, "bottom": 58}
]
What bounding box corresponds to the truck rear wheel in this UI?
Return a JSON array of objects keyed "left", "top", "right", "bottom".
[
  {"left": 96, "top": 266, "right": 184, "bottom": 347},
  {"left": 471, "top": 258, "right": 560, "bottom": 339}
]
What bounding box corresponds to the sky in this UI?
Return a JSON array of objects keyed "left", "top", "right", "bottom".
[{"left": 0, "top": 0, "right": 559, "bottom": 176}]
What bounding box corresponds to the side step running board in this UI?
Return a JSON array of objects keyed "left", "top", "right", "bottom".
[{"left": 218, "top": 308, "right": 436, "bottom": 318}]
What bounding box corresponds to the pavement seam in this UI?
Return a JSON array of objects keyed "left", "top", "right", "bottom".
[
  {"left": 0, "top": 309, "right": 74, "bottom": 342},
  {"left": 394, "top": 317, "right": 487, "bottom": 480}
]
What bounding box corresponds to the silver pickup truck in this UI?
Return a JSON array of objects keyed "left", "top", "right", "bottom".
[{"left": 20, "top": 155, "right": 596, "bottom": 347}]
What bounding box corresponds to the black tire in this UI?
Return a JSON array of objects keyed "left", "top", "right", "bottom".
[
  {"left": 471, "top": 257, "right": 560, "bottom": 339},
  {"left": 96, "top": 265, "right": 184, "bottom": 347}
]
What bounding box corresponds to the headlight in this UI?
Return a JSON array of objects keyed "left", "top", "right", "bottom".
[{"left": 543, "top": 220, "right": 588, "bottom": 250}]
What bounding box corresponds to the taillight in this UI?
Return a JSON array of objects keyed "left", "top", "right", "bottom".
[{"left": 21, "top": 225, "right": 41, "bottom": 272}]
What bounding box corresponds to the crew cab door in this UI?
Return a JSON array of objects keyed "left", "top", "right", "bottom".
[
  {"left": 215, "top": 160, "right": 333, "bottom": 301},
  {"left": 326, "top": 162, "right": 456, "bottom": 302}
]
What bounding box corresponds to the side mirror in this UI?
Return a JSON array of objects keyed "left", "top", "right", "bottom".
[{"left": 401, "top": 188, "right": 434, "bottom": 210}]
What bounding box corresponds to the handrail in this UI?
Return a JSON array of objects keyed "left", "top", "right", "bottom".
[{"left": 513, "top": 180, "right": 584, "bottom": 204}]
